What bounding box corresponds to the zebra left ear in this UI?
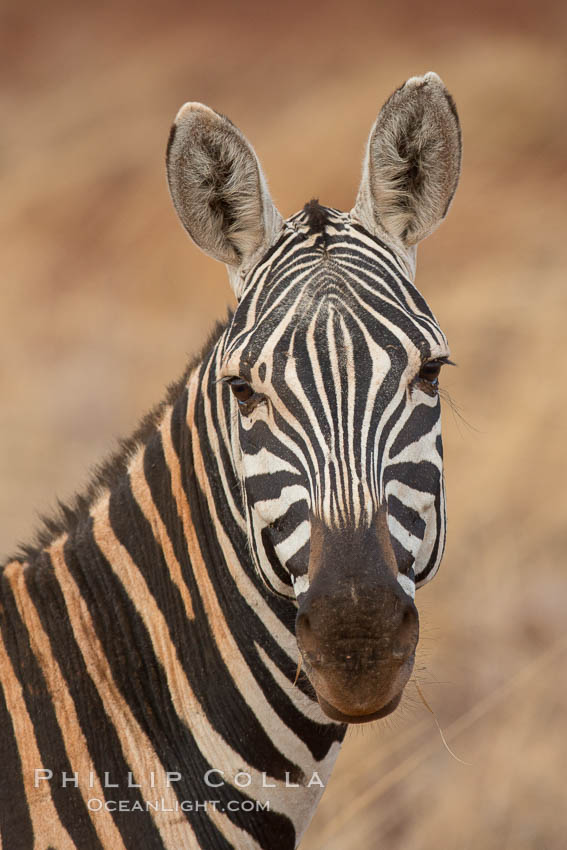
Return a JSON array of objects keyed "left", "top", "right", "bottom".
[
  {"left": 166, "top": 102, "right": 283, "bottom": 297},
  {"left": 353, "top": 72, "right": 461, "bottom": 257}
]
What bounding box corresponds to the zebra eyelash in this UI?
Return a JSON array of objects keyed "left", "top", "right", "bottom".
[
  {"left": 421, "top": 355, "right": 456, "bottom": 374},
  {"left": 412, "top": 356, "right": 455, "bottom": 395},
  {"left": 221, "top": 376, "right": 266, "bottom": 414}
]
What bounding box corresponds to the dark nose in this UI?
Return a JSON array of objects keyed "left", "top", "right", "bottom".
[
  {"left": 294, "top": 513, "right": 420, "bottom": 720},
  {"left": 296, "top": 580, "right": 418, "bottom": 670}
]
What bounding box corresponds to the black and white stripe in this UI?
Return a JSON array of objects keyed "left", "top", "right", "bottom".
[
  {"left": 0, "top": 72, "right": 461, "bottom": 848},
  {"left": 222, "top": 209, "right": 448, "bottom": 601}
]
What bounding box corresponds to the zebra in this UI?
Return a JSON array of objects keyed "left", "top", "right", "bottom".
[{"left": 0, "top": 72, "right": 461, "bottom": 849}]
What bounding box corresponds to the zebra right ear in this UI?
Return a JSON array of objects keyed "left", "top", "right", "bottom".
[
  {"left": 166, "top": 103, "right": 283, "bottom": 297},
  {"left": 353, "top": 72, "right": 461, "bottom": 259}
]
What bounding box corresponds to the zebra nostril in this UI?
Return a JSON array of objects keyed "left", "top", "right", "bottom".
[
  {"left": 391, "top": 600, "right": 419, "bottom": 659},
  {"left": 400, "top": 602, "right": 418, "bottom": 635},
  {"left": 304, "top": 650, "right": 323, "bottom": 667},
  {"left": 296, "top": 612, "right": 311, "bottom": 634}
]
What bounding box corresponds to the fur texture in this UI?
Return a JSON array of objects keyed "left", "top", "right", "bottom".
[
  {"left": 353, "top": 72, "right": 461, "bottom": 251},
  {"left": 303, "top": 199, "right": 329, "bottom": 234},
  {"left": 166, "top": 103, "right": 282, "bottom": 294}
]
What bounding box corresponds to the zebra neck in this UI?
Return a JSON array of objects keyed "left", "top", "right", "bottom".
[
  {"left": 166, "top": 343, "right": 347, "bottom": 844},
  {"left": 2, "top": 339, "right": 345, "bottom": 848}
]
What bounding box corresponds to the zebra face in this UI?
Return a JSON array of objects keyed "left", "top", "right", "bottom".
[
  {"left": 219, "top": 212, "right": 449, "bottom": 721},
  {"left": 220, "top": 212, "right": 449, "bottom": 597},
  {"left": 167, "top": 73, "right": 461, "bottom": 722}
]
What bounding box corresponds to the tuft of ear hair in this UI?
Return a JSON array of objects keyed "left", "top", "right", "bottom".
[
  {"left": 166, "top": 103, "right": 282, "bottom": 285},
  {"left": 353, "top": 72, "right": 461, "bottom": 252}
]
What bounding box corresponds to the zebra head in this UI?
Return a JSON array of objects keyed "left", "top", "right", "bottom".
[{"left": 167, "top": 73, "right": 461, "bottom": 724}]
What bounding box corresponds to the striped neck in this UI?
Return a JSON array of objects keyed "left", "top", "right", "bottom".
[{"left": 1, "top": 332, "right": 345, "bottom": 849}]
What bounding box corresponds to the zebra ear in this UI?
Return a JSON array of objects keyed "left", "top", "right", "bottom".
[
  {"left": 353, "top": 73, "right": 461, "bottom": 253},
  {"left": 166, "top": 103, "right": 282, "bottom": 295}
]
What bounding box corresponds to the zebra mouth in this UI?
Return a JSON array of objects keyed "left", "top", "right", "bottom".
[
  {"left": 316, "top": 691, "right": 403, "bottom": 724},
  {"left": 300, "top": 649, "right": 415, "bottom": 725}
]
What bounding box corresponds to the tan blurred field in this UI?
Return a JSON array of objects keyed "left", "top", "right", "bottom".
[{"left": 1, "top": 1, "right": 567, "bottom": 847}]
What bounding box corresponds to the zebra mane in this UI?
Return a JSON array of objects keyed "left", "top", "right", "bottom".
[
  {"left": 302, "top": 199, "right": 329, "bottom": 234},
  {"left": 11, "top": 315, "right": 231, "bottom": 563}
]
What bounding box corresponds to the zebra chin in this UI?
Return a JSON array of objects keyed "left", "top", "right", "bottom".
[
  {"left": 317, "top": 690, "right": 404, "bottom": 724},
  {"left": 301, "top": 653, "right": 414, "bottom": 724}
]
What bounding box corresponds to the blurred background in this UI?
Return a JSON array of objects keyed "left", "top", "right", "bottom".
[{"left": 1, "top": 0, "right": 566, "bottom": 847}]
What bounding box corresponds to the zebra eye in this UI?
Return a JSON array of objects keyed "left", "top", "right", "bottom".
[
  {"left": 415, "top": 357, "right": 454, "bottom": 395},
  {"left": 419, "top": 360, "right": 443, "bottom": 385},
  {"left": 227, "top": 377, "right": 255, "bottom": 406}
]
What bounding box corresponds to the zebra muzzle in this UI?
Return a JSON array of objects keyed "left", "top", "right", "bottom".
[{"left": 295, "top": 516, "right": 419, "bottom": 723}]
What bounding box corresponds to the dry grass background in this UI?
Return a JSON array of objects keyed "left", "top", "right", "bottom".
[{"left": 1, "top": 1, "right": 567, "bottom": 847}]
